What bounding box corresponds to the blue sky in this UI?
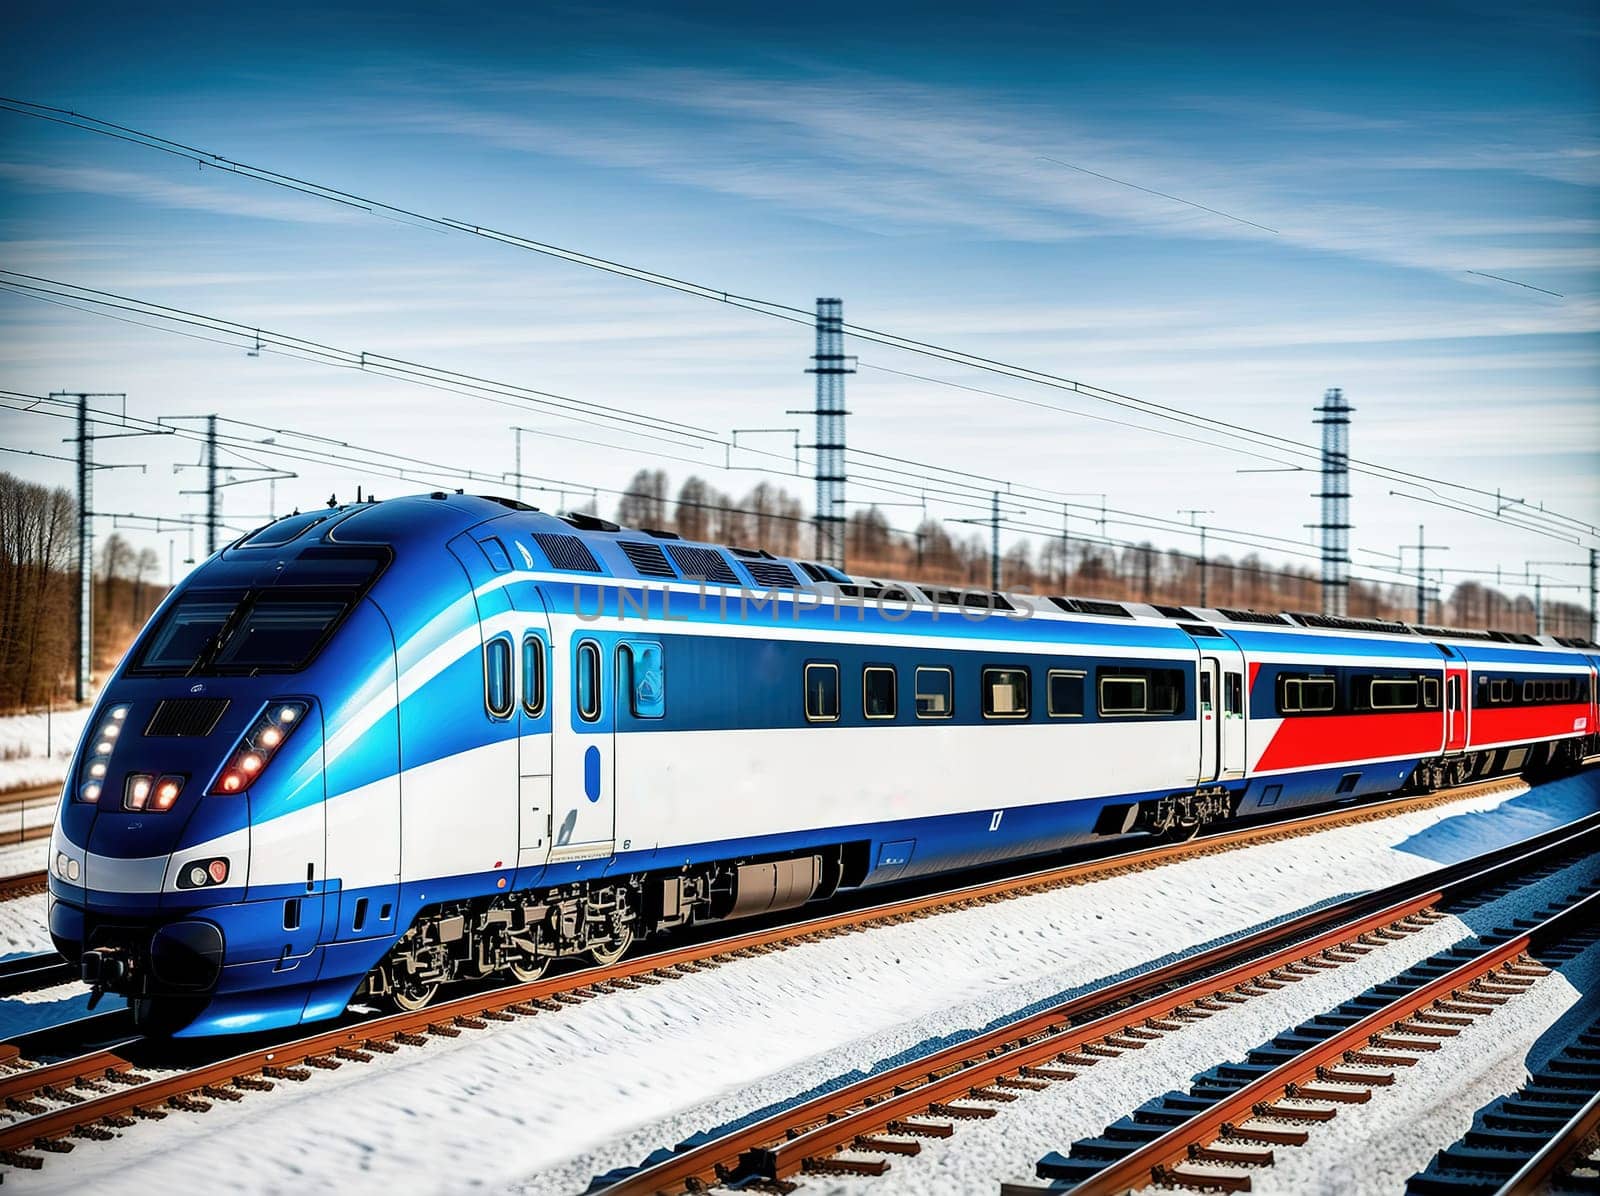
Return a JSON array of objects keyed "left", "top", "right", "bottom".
[{"left": 1, "top": 0, "right": 1596, "bottom": 603}]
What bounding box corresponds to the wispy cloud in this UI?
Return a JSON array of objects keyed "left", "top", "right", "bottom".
[
  {"left": 382, "top": 66, "right": 1597, "bottom": 288},
  {"left": 0, "top": 160, "right": 359, "bottom": 226}
]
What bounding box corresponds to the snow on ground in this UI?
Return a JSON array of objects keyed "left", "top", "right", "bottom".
[
  {"left": 810, "top": 846, "right": 1600, "bottom": 1196},
  {"left": 8, "top": 773, "right": 1596, "bottom": 1196},
  {"left": 0, "top": 706, "right": 88, "bottom": 794},
  {"left": 1246, "top": 936, "right": 1600, "bottom": 1196},
  {"left": 0, "top": 890, "right": 51, "bottom": 961}
]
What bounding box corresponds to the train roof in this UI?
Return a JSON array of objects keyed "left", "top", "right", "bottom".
[{"left": 228, "top": 493, "right": 1596, "bottom": 657}]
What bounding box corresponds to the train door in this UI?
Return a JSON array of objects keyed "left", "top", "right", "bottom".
[
  {"left": 550, "top": 631, "right": 615, "bottom": 861},
  {"left": 511, "top": 587, "right": 553, "bottom": 871},
  {"left": 1445, "top": 665, "right": 1469, "bottom": 752},
  {"left": 1200, "top": 646, "right": 1247, "bottom": 782},
  {"left": 1198, "top": 657, "right": 1221, "bottom": 783}
]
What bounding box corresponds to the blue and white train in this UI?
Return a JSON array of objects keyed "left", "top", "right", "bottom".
[{"left": 47, "top": 493, "right": 1598, "bottom": 1036}]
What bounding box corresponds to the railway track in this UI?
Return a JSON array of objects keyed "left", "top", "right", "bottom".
[
  {"left": 0, "top": 772, "right": 1579, "bottom": 1173},
  {"left": 1405, "top": 1012, "right": 1600, "bottom": 1195},
  {"left": 1492, "top": 1087, "right": 1600, "bottom": 1195},
  {"left": 1033, "top": 890, "right": 1600, "bottom": 1195},
  {"left": 0, "top": 784, "right": 57, "bottom": 850},
  {"left": 0, "top": 869, "right": 47, "bottom": 900},
  {"left": 593, "top": 814, "right": 1600, "bottom": 1195}
]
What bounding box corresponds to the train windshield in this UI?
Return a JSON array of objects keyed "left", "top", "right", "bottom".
[
  {"left": 135, "top": 587, "right": 357, "bottom": 675},
  {"left": 139, "top": 590, "right": 244, "bottom": 672}
]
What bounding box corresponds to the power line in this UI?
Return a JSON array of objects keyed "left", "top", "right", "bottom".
[
  {"left": 2, "top": 98, "right": 1591, "bottom": 543},
  {"left": 1036, "top": 155, "right": 1281, "bottom": 234}
]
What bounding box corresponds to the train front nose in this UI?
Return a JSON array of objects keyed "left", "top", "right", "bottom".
[{"left": 53, "top": 693, "right": 315, "bottom": 1011}]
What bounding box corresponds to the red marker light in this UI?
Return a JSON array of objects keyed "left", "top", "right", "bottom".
[
  {"left": 207, "top": 859, "right": 229, "bottom": 884},
  {"left": 221, "top": 773, "right": 242, "bottom": 792},
  {"left": 153, "top": 778, "right": 183, "bottom": 810}
]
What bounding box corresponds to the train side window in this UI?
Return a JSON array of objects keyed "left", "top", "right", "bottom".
[
  {"left": 1491, "top": 678, "right": 1510, "bottom": 704},
  {"left": 1224, "top": 672, "right": 1243, "bottom": 715},
  {"left": 1448, "top": 676, "right": 1461, "bottom": 711},
  {"left": 805, "top": 662, "right": 840, "bottom": 723},
  {"left": 521, "top": 635, "right": 546, "bottom": 717},
  {"left": 1047, "top": 669, "right": 1086, "bottom": 718},
  {"left": 1280, "top": 675, "right": 1336, "bottom": 714},
  {"left": 576, "top": 640, "right": 601, "bottom": 723},
  {"left": 1558, "top": 679, "right": 1572, "bottom": 701},
  {"left": 863, "top": 666, "right": 897, "bottom": 719},
  {"left": 1421, "top": 676, "right": 1440, "bottom": 709},
  {"left": 1099, "top": 675, "right": 1147, "bottom": 716},
  {"left": 982, "top": 668, "right": 1030, "bottom": 719},
  {"left": 1198, "top": 670, "right": 1213, "bottom": 713},
  {"left": 1522, "top": 680, "right": 1534, "bottom": 703},
  {"left": 1370, "top": 678, "right": 1419, "bottom": 710},
  {"left": 484, "top": 637, "right": 514, "bottom": 720},
  {"left": 914, "top": 667, "right": 954, "bottom": 718},
  {"left": 621, "top": 641, "right": 665, "bottom": 719}
]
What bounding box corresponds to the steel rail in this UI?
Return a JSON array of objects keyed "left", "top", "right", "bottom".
[
  {"left": 0, "top": 870, "right": 47, "bottom": 900},
  {"left": 601, "top": 818, "right": 1600, "bottom": 1194},
  {"left": 1066, "top": 889, "right": 1600, "bottom": 1196}
]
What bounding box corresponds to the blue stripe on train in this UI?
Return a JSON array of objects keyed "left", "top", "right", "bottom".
[{"left": 53, "top": 756, "right": 1423, "bottom": 1036}]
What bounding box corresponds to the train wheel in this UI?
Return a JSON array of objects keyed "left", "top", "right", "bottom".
[
  {"left": 506, "top": 953, "right": 551, "bottom": 983},
  {"left": 389, "top": 974, "right": 440, "bottom": 1012},
  {"left": 1163, "top": 817, "right": 1202, "bottom": 843},
  {"left": 587, "top": 924, "right": 634, "bottom": 968}
]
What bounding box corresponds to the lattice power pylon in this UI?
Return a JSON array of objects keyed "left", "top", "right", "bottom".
[
  {"left": 1313, "top": 388, "right": 1354, "bottom": 616},
  {"left": 806, "top": 298, "right": 853, "bottom": 570}
]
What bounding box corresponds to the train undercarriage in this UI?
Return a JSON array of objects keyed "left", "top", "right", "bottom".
[
  {"left": 361, "top": 734, "right": 1596, "bottom": 1012},
  {"left": 360, "top": 847, "right": 857, "bottom": 1011}
]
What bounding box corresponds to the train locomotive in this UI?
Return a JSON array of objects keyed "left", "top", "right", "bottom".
[{"left": 47, "top": 493, "right": 1599, "bottom": 1036}]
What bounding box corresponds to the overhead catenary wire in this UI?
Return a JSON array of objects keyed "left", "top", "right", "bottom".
[
  {"left": 1, "top": 98, "right": 1593, "bottom": 544},
  {"left": 4, "top": 389, "right": 1463, "bottom": 600}
]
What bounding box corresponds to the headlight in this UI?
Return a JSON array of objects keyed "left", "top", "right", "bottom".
[
  {"left": 75, "top": 705, "right": 129, "bottom": 802},
  {"left": 210, "top": 701, "right": 308, "bottom": 795}
]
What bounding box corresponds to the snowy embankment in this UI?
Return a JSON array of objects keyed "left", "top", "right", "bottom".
[
  {"left": 10, "top": 772, "right": 1598, "bottom": 1196},
  {"left": 0, "top": 705, "right": 89, "bottom": 793}
]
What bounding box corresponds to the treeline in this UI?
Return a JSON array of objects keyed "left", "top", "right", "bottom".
[
  {"left": 611, "top": 470, "right": 1593, "bottom": 637},
  {"left": 0, "top": 472, "right": 168, "bottom": 712}
]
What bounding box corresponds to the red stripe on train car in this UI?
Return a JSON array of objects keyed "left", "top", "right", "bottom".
[
  {"left": 1468, "top": 703, "right": 1590, "bottom": 747},
  {"left": 1256, "top": 711, "right": 1443, "bottom": 772}
]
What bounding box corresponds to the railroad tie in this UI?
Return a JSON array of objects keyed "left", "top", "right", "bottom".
[
  {"left": 885, "top": 1118, "right": 955, "bottom": 1138},
  {"left": 1154, "top": 1161, "right": 1254, "bottom": 1192},
  {"left": 854, "top": 1134, "right": 921, "bottom": 1155},
  {"left": 801, "top": 1152, "right": 890, "bottom": 1177},
  {"left": 996, "top": 1075, "right": 1051, "bottom": 1092}
]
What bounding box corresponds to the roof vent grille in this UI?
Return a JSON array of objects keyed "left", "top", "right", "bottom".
[
  {"left": 618, "top": 540, "right": 677, "bottom": 578},
  {"left": 665, "top": 544, "right": 739, "bottom": 584},
  {"left": 744, "top": 560, "right": 799, "bottom": 588},
  {"left": 532, "top": 533, "right": 602, "bottom": 573}
]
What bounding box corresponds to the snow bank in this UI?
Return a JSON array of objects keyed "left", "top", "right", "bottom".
[
  {"left": 9, "top": 773, "right": 1595, "bottom": 1196},
  {"left": 0, "top": 707, "right": 89, "bottom": 794}
]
